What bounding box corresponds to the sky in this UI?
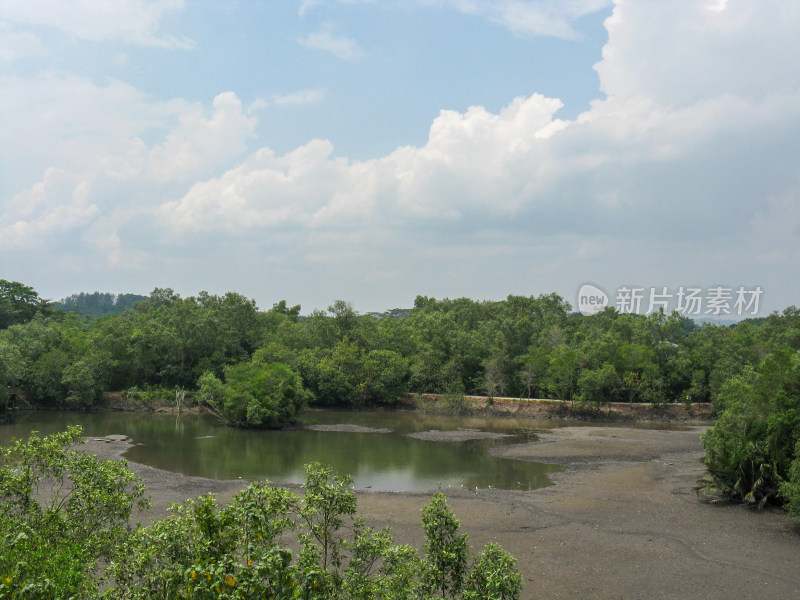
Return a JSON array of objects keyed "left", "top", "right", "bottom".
[{"left": 1, "top": 0, "right": 799, "bottom": 317}]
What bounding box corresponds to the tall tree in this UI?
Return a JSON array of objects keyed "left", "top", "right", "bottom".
[{"left": 0, "top": 280, "right": 50, "bottom": 329}]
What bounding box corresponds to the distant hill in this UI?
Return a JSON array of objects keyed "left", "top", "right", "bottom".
[
  {"left": 366, "top": 308, "right": 412, "bottom": 319},
  {"left": 54, "top": 292, "right": 149, "bottom": 318}
]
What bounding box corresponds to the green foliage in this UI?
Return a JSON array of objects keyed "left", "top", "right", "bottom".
[
  {"left": 198, "top": 360, "right": 309, "bottom": 428},
  {"left": 6, "top": 276, "right": 800, "bottom": 423},
  {"left": 0, "top": 427, "right": 149, "bottom": 598},
  {"left": 463, "top": 542, "right": 524, "bottom": 600},
  {"left": 298, "top": 463, "right": 357, "bottom": 579},
  {"left": 700, "top": 350, "right": 800, "bottom": 508},
  {"left": 361, "top": 349, "right": 408, "bottom": 404},
  {"left": 296, "top": 341, "right": 409, "bottom": 407},
  {"left": 577, "top": 363, "right": 619, "bottom": 405},
  {"left": 0, "top": 312, "right": 109, "bottom": 407},
  {"left": 421, "top": 492, "right": 469, "bottom": 597},
  {"left": 54, "top": 292, "right": 149, "bottom": 318},
  {"left": 780, "top": 440, "right": 800, "bottom": 520},
  {"left": 0, "top": 280, "right": 51, "bottom": 329},
  {"left": 105, "top": 461, "right": 523, "bottom": 599}
]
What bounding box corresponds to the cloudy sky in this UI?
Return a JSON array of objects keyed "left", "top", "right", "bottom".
[{"left": 1, "top": 0, "right": 798, "bottom": 316}]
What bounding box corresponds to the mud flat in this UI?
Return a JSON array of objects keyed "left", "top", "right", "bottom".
[
  {"left": 305, "top": 424, "right": 392, "bottom": 433},
  {"left": 406, "top": 429, "right": 511, "bottom": 442},
  {"left": 83, "top": 425, "right": 800, "bottom": 600}
]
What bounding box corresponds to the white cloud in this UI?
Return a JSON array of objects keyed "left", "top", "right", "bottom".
[
  {"left": 0, "top": 24, "right": 51, "bottom": 62},
  {"left": 0, "top": 0, "right": 193, "bottom": 48},
  {"left": 595, "top": 0, "right": 800, "bottom": 106},
  {"left": 144, "top": 92, "right": 256, "bottom": 183},
  {"left": 99, "top": 92, "right": 256, "bottom": 184},
  {"left": 298, "top": 0, "right": 375, "bottom": 18},
  {"left": 272, "top": 89, "right": 327, "bottom": 106},
  {"left": 297, "top": 27, "right": 366, "bottom": 60},
  {"left": 3, "top": 0, "right": 800, "bottom": 312},
  {"left": 421, "top": 0, "right": 612, "bottom": 39},
  {"left": 156, "top": 139, "right": 350, "bottom": 232},
  {"left": 1, "top": 90, "right": 258, "bottom": 269},
  {"left": 91, "top": 231, "right": 148, "bottom": 269},
  {"left": 147, "top": 0, "right": 800, "bottom": 314},
  {"left": 0, "top": 168, "right": 98, "bottom": 250},
  {"left": 154, "top": 82, "right": 800, "bottom": 240},
  {"left": 0, "top": 72, "right": 190, "bottom": 194}
]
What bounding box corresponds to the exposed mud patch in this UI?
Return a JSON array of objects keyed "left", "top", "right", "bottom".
[
  {"left": 493, "top": 425, "right": 708, "bottom": 465},
  {"left": 305, "top": 424, "right": 392, "bottom": 433},
  {"left": 407, "top": 429, "right": 512, "bottom": 442}
]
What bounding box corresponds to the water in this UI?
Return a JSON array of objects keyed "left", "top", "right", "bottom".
[{"left": 0, "top": 409, "right": 565, "bottom": 492}]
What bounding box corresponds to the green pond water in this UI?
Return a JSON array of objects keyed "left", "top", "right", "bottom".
[{"left": 0, "top": 409, "right": 567, "bottom": 492}]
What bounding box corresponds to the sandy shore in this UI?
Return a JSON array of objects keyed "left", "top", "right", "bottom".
[{"left": 82, "top": 425, "right": 800, "bottom": 600}]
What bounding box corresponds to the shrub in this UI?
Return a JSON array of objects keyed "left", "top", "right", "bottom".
[
  {"left": 106, "top": 463, "right": 524, "bottom": 599},
  {"left": 198, "top": 360, "right": 310, "bottom": 428},
  {"left": 700, "top": 351, "right": 800, "bottom": 508},
  {"left": 779, "top": 440, "right": 800, "bottom": 521},
  {"left": 0, "top": 427, "right": 149, "bottom": 598},
  {"left": 1, "top": 430, "right": 525, "bottom": 599}
]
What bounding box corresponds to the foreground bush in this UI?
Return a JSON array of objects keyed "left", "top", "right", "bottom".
[
  {"left": 0, "top": 429, "right": 523, "bottom": 599},
  {"left": 106, "top": 463, "right": 523, "bottom": 599},
  {"left": 700, "top": 351, "right": 800, "bottom": 515},
  {"left": 0, "top": 427, "right": 149, "bottom": 598}
]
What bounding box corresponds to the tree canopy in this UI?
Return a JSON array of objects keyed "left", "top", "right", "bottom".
[{"left": 0, "top": 279, "right": 51, "bottom": 329}]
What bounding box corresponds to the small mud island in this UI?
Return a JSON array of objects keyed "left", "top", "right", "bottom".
[{"left": 83, "top": 424, "right": 800, "bottom": 600}]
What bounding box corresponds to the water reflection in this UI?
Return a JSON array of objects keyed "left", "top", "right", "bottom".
[{"left": 0, "top": 409, "right": 564, "bottom": 491}]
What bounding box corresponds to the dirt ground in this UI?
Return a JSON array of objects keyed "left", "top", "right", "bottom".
[{"left": 82, "top": 425, "right": 800, "bottom": 600}]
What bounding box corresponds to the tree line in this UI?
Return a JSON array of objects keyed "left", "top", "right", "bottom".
[
  {"left": 54, "top": 292, "right": 149, "bottom": 318},
  {"left": 1, "top": 280, "right": 799, "bottom": 416}
]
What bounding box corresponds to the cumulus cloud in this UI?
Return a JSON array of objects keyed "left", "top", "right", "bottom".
[
  {"left": 596, "top": 0, "right": 800, "bottom": 105},
  {"left": 98, "top": 92, "right": 256, "bottom": 184},
  {"left": 145, "top": 0, "right": 800, "bottom": 311},
  {"left": 144, "top": 93, "right": 257, "bottom": 183},
  {"left": 1, "top": 90, "right": 259, "bottom": 274},
  {"left": 155, "top": 83, "right": 800, "bottom": 240},
  {"left": 3, "top": 0, "right": 800, "bottom": 311},
  {"left": 0, "top": 0, "right": 193, "bottom": 48},
  {"left": 0, "top": 72, "right": 192, "bottom": 197},
  {"left": 0, "top": 168, "right": 98, "bottom": 250}
]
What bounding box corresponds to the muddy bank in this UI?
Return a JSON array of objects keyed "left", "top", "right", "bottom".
[
  {"left": 101, "top": 392, "right": 207, "bottom": 414},
  {"left": 407, "top": 429, "right": 511, "bottom": 442},
  {"left": 355, "top": 426, "right": 800, "bottom": 600},
  {"left": 305, "top": 424, "right": 392, "bottom": 433},
  {"left": 408, "top": 393, "right": 714, "bottom": 423},
  {"left": 82, "top": 425, "right": 798, "bottom": 600},
  {"left": 101, "top": 391, "right": 714, "bottom": 425},
  {"left": 492, "top": 425, "right": 706, "bottom": 465}
]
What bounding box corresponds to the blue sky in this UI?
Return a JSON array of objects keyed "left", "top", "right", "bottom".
[{"left": 1, "top": 0, "right": 799, "bottom": 317}]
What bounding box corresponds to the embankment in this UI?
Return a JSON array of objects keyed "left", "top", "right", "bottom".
[{"left": 406, "top": 393, "right": 714, "bottom": 422}]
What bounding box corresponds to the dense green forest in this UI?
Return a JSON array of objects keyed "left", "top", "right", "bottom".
[
  {"left": 2, "top": 279, "right": 798, "bottom": 414},
  {"left": 1, "top": 279, "right": 799, "bottom": 516}
]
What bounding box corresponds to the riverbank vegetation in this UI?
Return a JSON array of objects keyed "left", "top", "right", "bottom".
[
  {"left": 0, "top": 428, "right": 523, "bottom": 599},
  {"left": 6, "top": 280, "right": 797, "bottom": 412},
  {"left": 1, "top": 279, "right": 800, "bottom": 517}
]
